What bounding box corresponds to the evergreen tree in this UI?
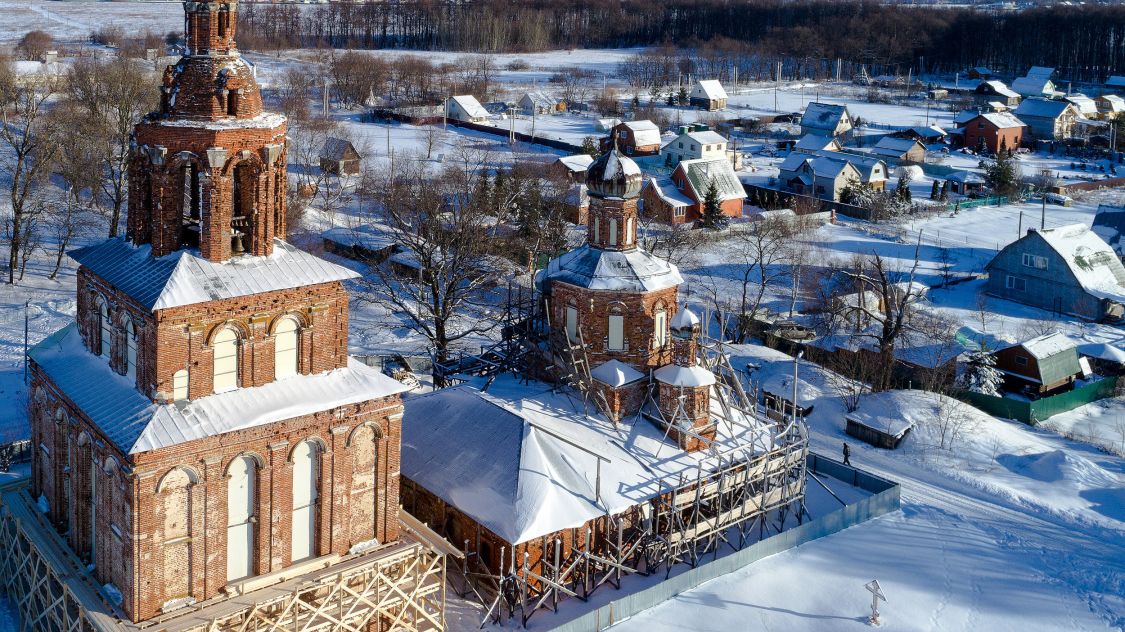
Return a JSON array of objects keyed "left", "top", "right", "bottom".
[
  {"left": 930, "top": 179, "right": 940, "bottom": 200},
  {"left": 983, "top": 151, "right": 1022, "bottom": 196},
  {"left": 666, "top": 92, "right": 675, "bottom": 107},
  {"left": 580, "top": 136, "right": 599, "bottom": 157},
  {"left": 678, "top": 86, "right": 688, "bottom": 105},
  {"left": 940, "top": 179, "right": 950, "bottom": 201},
  {"left": 956, "top": 349, "right": 1004, "bottom": 396},
  {"left": 700, "top": 179, "right": 729, "bottom": 229},
  {"left": 895, "top": 175, "right": 912, "bottom": 202}
]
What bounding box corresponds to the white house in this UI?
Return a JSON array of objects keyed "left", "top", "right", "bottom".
[
  {"left": 661, "top": 126, "right": 728, "bottom": 166},
  {"left": 519, "top": 91, "right": 561, "bottom": 116},
  {"left": 446, "top": 95, "right": 490, "bottom": 124},
  {"left": 690, "top": 80, "right": 728, "bottom": 110},
  {"left": 800, "top": 102, "right": 854, "bottom": 138}
]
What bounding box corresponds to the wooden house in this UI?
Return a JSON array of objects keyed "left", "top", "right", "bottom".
[
  {"left": 690, "top": 80, "right": 728, "bottom": 110},
  {"left": 602, "top": 120, "right": 662, "bottom": 156},
  {"left": 319, "top": 137, "right": 361, "bottom": 176},
  {"left": 992, "top": 332, "right": 1082, "bottom": 396}
]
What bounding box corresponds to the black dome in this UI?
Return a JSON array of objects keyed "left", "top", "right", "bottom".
[{"left": 585, "top": 149, "right": 643, "bottom": 199}]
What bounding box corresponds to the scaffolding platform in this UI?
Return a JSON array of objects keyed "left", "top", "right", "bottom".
[{"left": 0, "top": 482, "right": 448, "bottom": 632}]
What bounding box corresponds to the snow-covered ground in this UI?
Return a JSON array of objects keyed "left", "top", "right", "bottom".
[
  {"left": 0, "top": 1, "right": 180, "bottom": 45},
  {"left": 1043, "top": 398, "right": 1125, "bottom": 457}
]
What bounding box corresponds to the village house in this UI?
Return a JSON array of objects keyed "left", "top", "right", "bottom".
[
  {"left": 800, "top": 102, "right": 854, "bottom": 139},
  {"left": 871, "top": 137, "right": 927, "bottom": 163},
  {"left": 1064, "top": 94, "right": 1099, "bottom": 119},
  {"left": 813, "top": 150, "right": 889, "bottom": 190},
  {"left": 24, "top": 1, "right": 442, "bottom": 625},
  {"left": 777, "top": 154, "right": 864, "bottom": 202},
  {"left": 967, "top": 66, "right": 993, "bottom": 80},
  {"left": 1106, "top": 76, "right": 1125, "bottom": 92},
  {"left": 1014, "top": 98, "right": 1079, "bottom": 140},
  {"left": 974, "top": 81, "right": 1021, "bottom": 108},
  {"left": 991, "top": 332, "right": 1083, "bottom": 397},
  {"left": 446, "top": 94, "right": 490, "bottom": 123},
  {"left": 643, "top": 156, "right": 745, "bottom": 224},
  {"left": 794, "top": 134, "right": 843, "bottom": 154},
  {"left": 959, "top": 111, "right": 1026, "bottom": 154},
  {"left": 986, "top": 224, "right": 1125, "bottom": 321},
  {"left": 1096, "top": 95, "right": 1125, "bottom": 119},
  {"left": 602, "top": 120, "right": 662, "bottom": 156},
  {"left": 550, "top": 153, "right": 595, "bottom": 182},
  {"left": 1011, "top": 76, "right": 1057, "bottom": 99},
  {"left": 319, "top": 137, "right": 361, "bottom": 176},
  {"left": 661, "top": 125, "right": 728, "bottom": 166},
  {"left": 892, "top": 126, "right": 947, "bottom": 144},
  {"left": 690, "top": 79, "right": 728, "bottom": 110},
  {"left": 1091, "top": 204, "right": 1125, "bottom": 263},
  {"left": 946, "top": 170, "right": 987, "bottom": 195},
  {"left": 519, "top": 91, "right": 563, "bottom": 116}
]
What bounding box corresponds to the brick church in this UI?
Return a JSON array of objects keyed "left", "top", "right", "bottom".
[{"left": 27, "top": 0, "right": 409, "bottom": 622}]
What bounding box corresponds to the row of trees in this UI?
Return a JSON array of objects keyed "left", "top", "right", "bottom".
[{"left": 239, "top": 1, "right": 1125, "bottom": 80}]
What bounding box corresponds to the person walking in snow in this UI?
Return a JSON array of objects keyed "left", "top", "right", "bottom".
[{"left": 842, "top": 441, "right": 851, "bottom": 466}]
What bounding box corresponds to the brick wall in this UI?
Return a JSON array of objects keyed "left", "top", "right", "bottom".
[
  {"left": 29, "top": 364, "right": 404, "bottom": 623},
  {"left": 549, "top": 283, "right": 677, "bottom": 373}
]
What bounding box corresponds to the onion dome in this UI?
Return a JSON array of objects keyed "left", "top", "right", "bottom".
[
  {"left": 671, "top": 307, "right": 700, "bottom": 336},
  {"left": 585, "top": 148, "right": 643, "bottom": 199}
]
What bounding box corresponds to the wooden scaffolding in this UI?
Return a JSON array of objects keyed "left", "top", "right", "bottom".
[{"left": 0, "top": 483, "right": 449, "bottom": 632}]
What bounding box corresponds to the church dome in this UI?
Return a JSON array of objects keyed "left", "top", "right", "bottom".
[{"left": 586, "top": 149, "right": 643, "bottom": 199}]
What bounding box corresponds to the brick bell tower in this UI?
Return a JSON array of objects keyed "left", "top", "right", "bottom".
[
  {"left": 653, "top": 308, "right": 717, "bottom": 451},
  {"left": 27, "top": 0, "right": 411, "bottom": 623},
  {"left": 128, "top": 0, "right": 286, "bottom": 262}
]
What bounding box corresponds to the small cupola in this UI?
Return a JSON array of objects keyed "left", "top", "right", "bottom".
[
  {"left": 585, "top": 148, "right": 643, "bottom": 200},
  {"left": 584, "top": 148, "right": 642, "bottom": 251}
]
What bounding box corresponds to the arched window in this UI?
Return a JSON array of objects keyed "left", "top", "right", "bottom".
[
  {"left": 291, "top": 441, "right": 320, "bottom": 563},
  {"left": 609, "top": 218, "right": 618, "bottom": 246},
  {"left": 654, "top": 306, "right": 667, "bottom": 349},
  {"left": 608, "top": 311, "right": 625, "bottom": 351},
  {"left": 124, "top": 319, "right": 137, "bottom": 380},
  {"left": 212, "top": 328, "right": 239, "bottom": 393},
  {"left": 98, "top": 300, "right": 111, "bottom": 358},
  {"left": 173, "top": 369, "right": 189, "bottom": 401},
  {"left": 625, "top": 217, "right": 634, "bottom": 245},
  {"left": 565, "top": 304, "right": 578, "bottom": 344},
  {"left": 226, "top": 456, "right": 256, "bottom": 582},
  {"left": 274, "top": 317, "right": 299, "bottom": 380}
]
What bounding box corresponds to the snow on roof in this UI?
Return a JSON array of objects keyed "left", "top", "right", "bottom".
[
  {"left": 947, "top": 170, "right": 986, "bottom": 184},
  {"left": 812, "top": 150, "right": 886, "bottom": 180},
  {"left": 154, "top": 112, "right": 286, "bottom": 131},
  {"left": 1064, "top": 95, "right": 1098, "bottom": 116},
  {"left": 1031, "top": 224, "right": 1125, "bottom": 302},
  {"left": 973, "top": 111, "right": 1027, "bottom": 130},
  {"left": 1018, "top": 332, "right": 1076, "bottom": 360},
  {"left": 1011, "top": 77, "right": 1054, "bottom": 97},
  {"left": 321, "top": 137, "right": 357, "bottom": 160},
  {"left": 1025, "top": 66, "right": 1055, "bottom": 81},
  {"left": 801, "top": 102, "right": 849, "bottom": 132},
  {"left": 846, "top": 390, "right": 923, "bottom": 438},
  {"left": 1077, "top": 343, "right": 1125, "bottom": 364},
  {"left": 622, "top": 120, "right": 662, "bottom": 147},
  {"left": 694, "top": 80, "right": 728, "bottom": 100},
  {"left": 542, "top": 243, "right": 683, "bottom": 293},
  {"left": 645, "top": 177, "right": 693, "bottom": 208},
  {"left": 400, "top": 377, "right": 776, "bottom": 544},
  {"left": 683, "top": 130, "right": 728, "bottom": 146},
  {"left": 521, "top": 91, "right": 557, "bottom": 108},
  {"left": 1107, "top": 76, "right": 1125, "bottom": 88},
  {"left": 1092, "top": 204, "right": 1125, "bottom": 254},
  {"left": 30, "top": 324, "right": 407, "bottom": 455},
  {"left": 1099, "top": 95, "right": 1125, "bottom": 112},
  {"left": 557, "top": 154, "right": 595, "bottom": 172},
  {"left": 794, "top": 134, "right": 841, "bottom": 152},
  {"left": 1015, "top": 98, "right": 1073, "bottom": 119},
  {"left": 872, "top": 136, "right": 923, "bottom": 157},
  {"left": 71, "top": 238, "right": 358, "bottom": 311},
  {"left": 654, "top": 364, "right": 716, "bottom": 388},
  {"left": 591, "top": 359, "right": 645, "bottom": 387},
  {"left": 599, "top": 149, "right": 641, "bottom": 180},
  {"left": 671, "top": 307, "right": 700, "bottom": 329},
  {"left": 678, "top": 157, "right": 746, "bottom": 202},
  {"left": 978, "top": 80, "right": 1020, "bottom": 99},
  {"left": 450, "top": 95, "right": 489, "bottom": 119}
]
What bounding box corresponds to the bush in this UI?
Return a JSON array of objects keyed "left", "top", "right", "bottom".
[
  {"left": 506, "top": 59, "right": 530, "bottom": 71},
  {"left": 16, "top": 30, "right": 53, "bottom": 61},
  {"left": 90, "top": 25, "right": 125, "bottom": 47}
]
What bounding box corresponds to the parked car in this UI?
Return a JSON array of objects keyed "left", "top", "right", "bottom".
[
  {"left": 1045, "top": 192, "right": 1073, "bottom": 207},
  {"left": 768, "top": 320, "right": 816, "bottom": 341}
]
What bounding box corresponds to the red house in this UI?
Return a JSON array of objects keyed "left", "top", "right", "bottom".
[
  {"left": 960, "top": 112, "right": 1026, "bottom": 155},
  {"left": 643, "top": 157, "right": 745, "bottom": 224}
]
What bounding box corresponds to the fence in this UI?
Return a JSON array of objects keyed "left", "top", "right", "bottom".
[
  {"left": 1061, "top": 176, "right": 1125, "bottom": 194},
  {"left": 544, "top": 454, "right": 900, "bottom": 632},
  {"left": 744, "top": 184, "right": 869, "bottom": 220},
  {"left": 446, "top": 119, "right": 585, "bottom": 154},
  {"left": 957, "top": 376, "right": 1119, "bottom": 424},
  {"left": 944, "top": 195, "right": 1009, "bottom": 212}
]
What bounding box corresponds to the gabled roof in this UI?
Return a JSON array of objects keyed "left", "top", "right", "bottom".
[
  {"left": 1004, "top": 332, "right": 1080, "bottom": 385},
  {"left": 30, "top": 324, "right": 407, "bottom": 455},
  {"left": 1011, "top": 76, "right": 1055, "bottom": 97},
  {"left": 620, "top": 119, "right": 662, "bottom": 146},
  {"left": 1064, "top": 95, "right": 1098, "bottom": 116},
  {"left": 682, "top": 130, "right": 728, "bottom": 146},
  {"left": 1015, "top": 98, "right": 1074, "bottom": 120},
  {"left": 321, "top": 137, "right": 358, "bottom": 161},
  {"left": 970, "top": 111, "right": 1027, "bottom": 130},
  {"left": 449, "top": 95, "right": 489, "bottom": 119},
  {"left": 1098, "top": 95, "right": 1125, "bottom": 113},
  {"left": 1092, "top": 204, "right": 1125, "bottom": 255},
  {"left": 70, "top": 238, "right": 359, "bottom": 311},
  {"left": 694, "top": 79, "right": 728, "bottom": 100},
  {"left": 801, "top": 102, "right": 850, "bottom": 133},
  {"left": 1013, "top": 225, "right": 1125, "bottom": 302},
  {"left": 872, "top": 136, "right": 924, "bottom": 157},
  {"left": 794, "top": 134, "right": 842, "bottom": 153},
  {"left": 812, "top": 150, "right": 887, "bottom": 181},
  {"left": 521, "top": 91, "right": 558, "bottom": 108},
  {"left": 947, "top": 170, "right": 986, "bottom": 185},
  {"left": 557, "top": 153, "right": 595, "bottom": 173},
  {"left": 1025, "top": 66, "right": 1056, "bottom": 81},
  {"left": 976, "top": 80, "right": 1020, "bottom": 99},
  {"left": 677, "top": 157, "right": 746, "bottom": 202},
  {"left": 645, "top": 177, "right": 693, "bottom": 209}
]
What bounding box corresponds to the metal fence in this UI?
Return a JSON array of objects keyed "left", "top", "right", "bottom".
[
  {"left": 956, "top": 377, "right": 1119, "bottom": 425},
  {"left": 944, "top": 195, "right": 1009, "bottom": 212},
  {"left": 544, "top": 454, "right": 900, "bottom": 632}
]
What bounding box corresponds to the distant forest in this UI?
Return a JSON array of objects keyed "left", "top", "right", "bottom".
[{"left": 237, "top": 1, "right": 1125, "bottom": 82}]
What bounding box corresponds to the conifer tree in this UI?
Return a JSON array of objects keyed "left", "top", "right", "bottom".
[{"left": 700, "top": 179, "right": 729, "bottom": 229}]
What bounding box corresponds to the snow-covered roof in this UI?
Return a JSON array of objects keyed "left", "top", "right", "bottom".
[
  {"left": 1019, "top": 332, "right": 1076, "bottom": 360},
  {"left": 542, "top": 244, "right": 683, "bottom": 293},
  {"left": 621, "top": 120, "right": 662, "bottom": 147},
  {"left": 654, "top": 364, "right": 716, "bottom": 388},
  {"left": 1015, "top": 98, "right": 1074, "bottom": 120},
  {"left": 29, "top": 324, "right": 407, "bottom": 455},
  {"left": 972, "top": 111, "right": 1027, "bottom": 130},
  {"left": 1011, "top": 77, "right": 1055, "bottom": 97},
  {"left": 671, "top": 307, "right": 699, "bottom": 329},
  {"left": 449, "top": 95, "right": 489, "bottom": 119},
  {"left": 801, "top": 102, "right": 850, "bottom": 133},
  {"left": 557, "top": 153, "right": 595, "bottom": 173},
  {"left": 1025, "top": 66, "right": 1055, "bottom": 81},
  {"left": 70, "top": 238, "right": 358, "bottom": 311},
  {"left": 400, "top": 376, "right": 776, "bottom": 544},
  {"left": 812, "top": 150, "right": 887, "bottom": 181},
  {"left": 872, "top": 136, "right": 923, "bottom": 157},
  {"left": 947, "top": 170, "right": 986, "bottom": 184},
  {"left": 977, "top": 80, "right": 1020, "bottom": 99},
  {"left": 591, "top": 359, "right": 644, "bottom": 387},
  {"left": 521, "top": 91, "right": 557, "bottom": 108},
  {"left": 683, "top": 130, "right": 728, "bottom": 146},
  {"left": 694, "top": 80, "right": 728, "bottom": 100},
  {"left": 321, "top": 137, "right": 358, "bottom": 161},
  {"left": 645, "top": 177, "right": 693, "bottom": 209},
  {"left": 1092, "top": 204, "right": 1125, "bottom": 255},
  {"left": 1064, "top": 95, "right": 1098, "bottom": 116},
  {"left": 154, "top": 112, "right": 286, "bottom": 131},
  {"left": 1098, "top": 95, "right": 1125, "bottom": 113},
  {"left": 677, "top": 157, "right": 746, "bottom": 202},
  {"left": 846, "top": 391, "right": 921, "bottom": 438},
  {"left": 1030, "top": 224, "right": 1125, "bottom": 302},
  {"left": 1077, "top": 343, "right": 1125, "bottom": 364},
  {"left": 794, "top": 134, "right": 841, "bottom": 153}
]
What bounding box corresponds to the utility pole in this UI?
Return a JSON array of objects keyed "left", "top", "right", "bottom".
[
  {"left": 792, "top": 351, "right": 803, "bottom": 426},
  {"left": 322, "top": 81, "right": 329, "bottom": 118},
  {"left": 1018, "top": 210, "right": 1023, "bottom": 238}
]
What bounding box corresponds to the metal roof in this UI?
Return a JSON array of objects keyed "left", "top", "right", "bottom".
[
  {"left": 1015, "top": 98, "right": 1074, "bottom": 120},
  {"left": 678, "top": 157, "right": 746, "bottom": 202},
  {"left": 542, "top": 243, "right": 683, "bottom": 293}
]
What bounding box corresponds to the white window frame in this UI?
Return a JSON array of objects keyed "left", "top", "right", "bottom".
[
  {"left": 608, "top": 314, "right": 625, "bottom": 351},
  {"left": 291, "top": 441, "right": 319, "bottom": 564},
  {"left": 273, "top": 317, "right": 299, "bottom": 380},
  {"left": 1022, "top": 253, "right": 1048, "bottom": 270},
  {"left": 1006, "top": 275, "right": 1027, "bottom": 291},
  {"left": 609, "top": 218, "right": 618, "bottom": 246},
  {"left": 172, "top": 369, "right": 189, "bottom": 401},
  {"left": 653, "top": 308, "right": 667, "bottom": 349}
]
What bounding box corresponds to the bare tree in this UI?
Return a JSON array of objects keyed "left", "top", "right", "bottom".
[
  {"left": 730, "top": 217, "right": 793, "bottom": 342},
  {"left": 16, "top": 31, "right": 54, "bottom": 62},
  {"left": 64, "top": 56, "right": 157, "bottom": 237},
  {"left": 927, "top": 393, "right": 979, "bottom": 450},
  {"left": 0, "top": 61, "right": 61, "bottom": 284}
]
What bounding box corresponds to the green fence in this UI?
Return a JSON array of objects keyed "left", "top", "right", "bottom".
[
  {"left": 946, "top": 195, "right": 1009, "bottom": 212},
  {"left": 957, "top": 377, "right": 1119, "bottom": 424}
]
